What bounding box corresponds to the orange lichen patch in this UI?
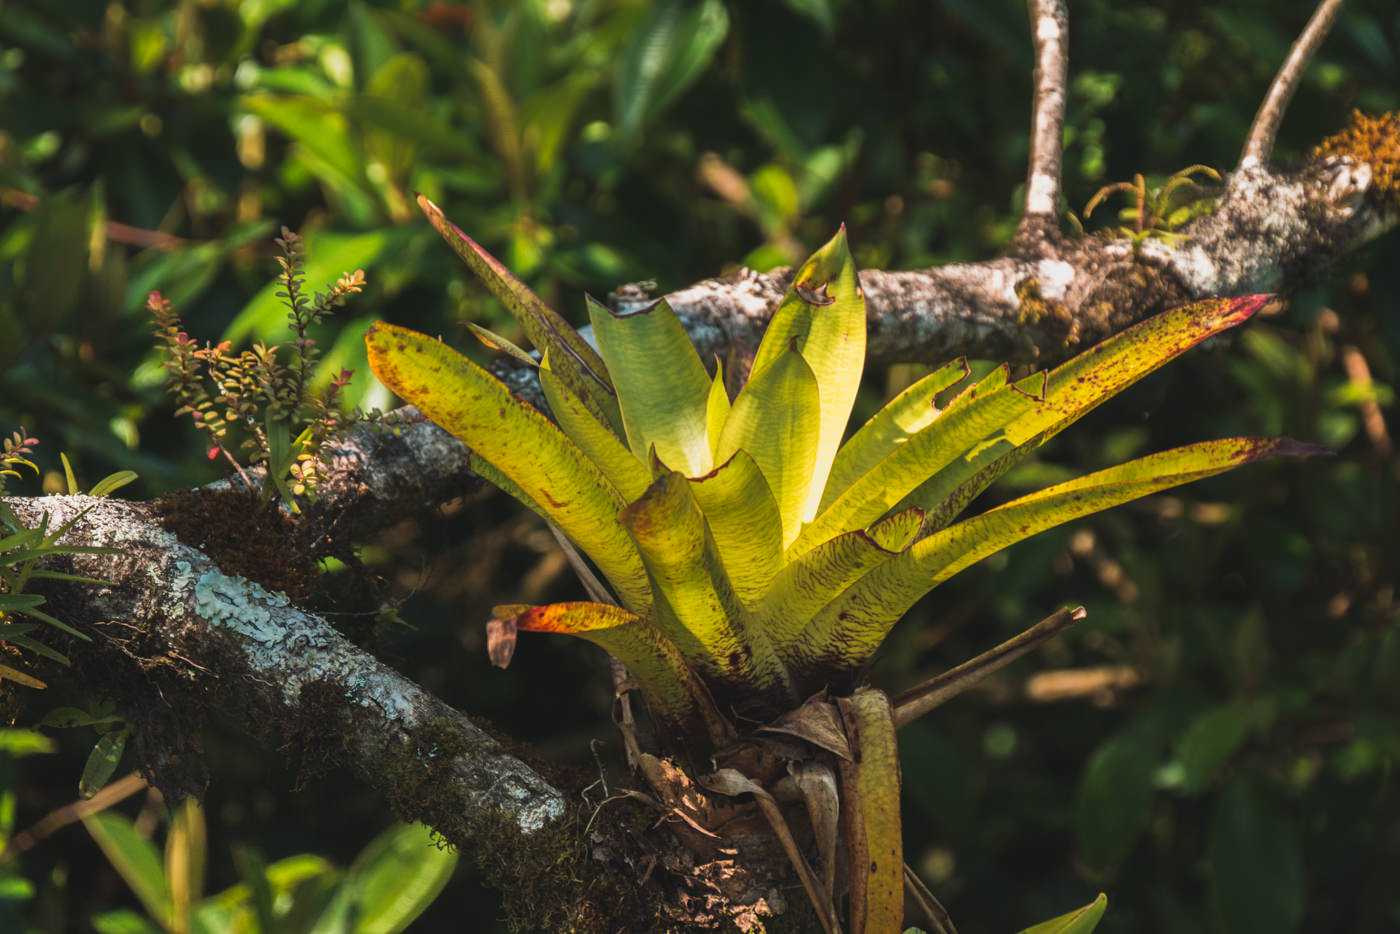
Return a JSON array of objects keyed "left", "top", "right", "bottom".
[{"left": 1311, "top": 110, "right": 1400, "bottom": 213}]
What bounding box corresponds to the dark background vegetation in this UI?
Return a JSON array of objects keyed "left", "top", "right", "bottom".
[{"left": 1, "top": 0, "right": 1397, "bottom": 931}]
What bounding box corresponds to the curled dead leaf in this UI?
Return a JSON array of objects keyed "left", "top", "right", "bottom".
[{"left": 486, "top": 616, "right": 518, "bottom": 669}]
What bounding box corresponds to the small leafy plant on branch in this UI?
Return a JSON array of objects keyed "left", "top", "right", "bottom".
[
  {"left": 1084, "top": 164, "right": 1221, "bottom": 252},
  {"left": 149, "top": 228, "right": 368, "bottom": 510},
  {"left": 364, "top": 195, "right": 1320, "bottom": 934},
  {"left": 1, "top": 432, "right": 128, "bottom": 698}
]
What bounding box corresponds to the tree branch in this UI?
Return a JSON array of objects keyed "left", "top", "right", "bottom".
[
  {"left": 2, "top": 495, "right": 566, "bottom": 842},
  {"left": 624, "top": 152, "right": 1394, "bottom": 369},
  {"left": 1017, "top": 0, "right": 1070, "bottom": 242},
  {"left": 1240, "top": 0, "right": 1348, "bottom": 169}
]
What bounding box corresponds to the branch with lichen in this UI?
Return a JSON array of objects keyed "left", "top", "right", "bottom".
[
  {"left": 1240, "top": 0, "right": 1348, "bottom": 170},
  {"left": 0, "top": 494, "right": 564, "bottom": 841},
  {"left": 595, "top": 113, "right": 1393, "bottom": 377}
]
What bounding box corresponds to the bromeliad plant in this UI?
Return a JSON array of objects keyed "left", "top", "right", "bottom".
[{"left": 365, "top": 195, "right": 1318, "bottom": 934}]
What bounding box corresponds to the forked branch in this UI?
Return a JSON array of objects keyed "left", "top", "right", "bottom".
[
  {"left": 1017, "top": 0, "right": 1070, "bottom": 242},
  {"left": 1240, "top": 0, "right": 1348, "bottom": 168}
]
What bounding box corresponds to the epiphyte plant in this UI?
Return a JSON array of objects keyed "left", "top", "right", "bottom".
[
  {"left": 1083, "top": 164, "right": 1222, "bottom": 250},
  {"left": 364, "top": 195, "right": 1319, "bottom": 933},
  {"left": 149, "top": 228, "right": 367, "bottom": 510}
]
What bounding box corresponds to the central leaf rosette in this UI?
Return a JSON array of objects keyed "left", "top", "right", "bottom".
[{"left": 366, "top": 197, "right": 1316, "bottom": 752}]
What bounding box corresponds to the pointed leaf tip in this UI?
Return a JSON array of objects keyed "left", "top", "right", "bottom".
[
  {"left": 1272, "top": 438, "right": 1334, "bottom": 458},
  {"left": 1221, "top": 293, "right": 1271, "bottom": 322}
]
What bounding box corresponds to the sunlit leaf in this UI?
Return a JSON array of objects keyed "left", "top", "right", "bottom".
[
  {"left": 347, "top": 822, "right": 457, "bottom": 934},
  {"left": 747, "top": 226, "right": 865, "bottom": 521},
  {"left": 791, "top": 437, "right": 1324, "bottom": 676},
  {"left": 589, "top": 296, "right": 713, "bottom": 476},
  {"left": 688, "top": 450, "right": 782, "bottom": 608},
  {"left": 821, "top": 358, "right": 970, "bottom": 511},
  {"left": 717, "top": 344, "right": 821, "bottom": 549},
  {"left": 1017, "top": 893, "right": 1109, "bottom": 934},
  {"left": 83, "top": 811, "right": 172, "bottom": 926},
  {"left": 620, "top": 472, "right": 790, "bottom": 697},
  {"left": 415, "top": 195, "right": 620, "bottom": 431},
  {"left": 615, "top": 0, "right": 729, "bottom": 145},
  {"left": 540, "top": 357, "right": 651, "bottom": 502},
  {"left": 365, "top": 324, "right": 650, "bottom": 611},
  {"left": 165, "top": 799, "right": 206, "bottom": 932}
]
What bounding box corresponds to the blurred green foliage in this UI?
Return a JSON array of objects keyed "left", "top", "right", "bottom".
[{"left": 1, "top": 1, "right": 1397, "bottom": 932}]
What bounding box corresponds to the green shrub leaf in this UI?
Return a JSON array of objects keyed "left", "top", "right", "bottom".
[
  {"left": 1207, "top": 779, "right": 1304, "bottom": 934},
  {"left": 1075, "top": 731, "right": 1159, "bottom": 870},
  {"left": 83, "top": 811, "right": 171, "bottom": 926},
  {"left": 1017, "top": 893, "right": 1109, "bottom": 934},
  {"left": 346, "top": 822, "right": 458, "bottom": 934}
]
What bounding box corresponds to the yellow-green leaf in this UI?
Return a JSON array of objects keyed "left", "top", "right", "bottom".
[
  {"left": 688, "top": 450, "right": 782, "bottom": 607},
  {"left": 836, "top": 687, "right": 903, "bottom": 934},
  {"left": 748, "top": 226, "right": 866, "bottom": 520},
  {"left": 758, "top": 507, "right": 923, "bottom": 656},
  {"left": 792, "top": 368, "right": 1037, "bottom": 557},
  {"left": 791, "top": 437, "right": 1324, "bottom": 676},
  {"left": 820, "top": 358, "right": 970, "bottom": 512},
  {"left": 717, "top": 344, "right": 821, "bottom": 549},
  {"left": 621, "top": 471, "right": 791, "bottom": 698},
  {"left": 466, "top": 321, "right": 539, "bottom": 369},
  {"left": 365, "top": 322, "right": 650, "bottom": 612},
  {"left": 906, "top": 294, "right": 1273, "bottom": 532},
  {"left": 84, "top": 811, "right": 172, "bottom": 927},
  {"left": 347, "top": 821, "right": 459, "bottom": 934},
  {"left": 705, "top": 358, "right": 731, "bottom": 462},
  {"left": 166, "top": 798, "right": 206, "bottom": 934},
  {"left": 589, "top": 296, "right": 715, "bottom": 476},
  {"left": 1017, "top": 894, "right": 1108, "bottom": 934},
  {"left": 416, "top": 194, "right": 621, "bottom": 431},
  {"left": 540, "top": 357, "right": 651, "bottom": 502}
]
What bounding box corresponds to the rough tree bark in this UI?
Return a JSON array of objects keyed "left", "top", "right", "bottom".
[{"left": 3, "top": 1, "right": 1396, "bottom": 930}]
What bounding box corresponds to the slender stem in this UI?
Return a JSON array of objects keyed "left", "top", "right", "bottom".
[
  {"left": 891, "top": 606, "right": 1085, "bottom": 728},
  {"left": 1239, "top": 0, "right": 1347, "bottom": 169},
  {"left": 0, "top": 771, "right": 149, "bottom": 862},
  {"left": 904, "top": 863, "right": 959, "bottom": 934},
  {"left": 752, "top": 790, "right": 843, "bottom": 934},
  {"left": 1017, "top": 0, "right": 1070, "bottom": 239}
]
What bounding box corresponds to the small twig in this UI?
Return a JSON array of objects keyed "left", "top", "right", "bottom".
[
  {"left": 891, "top": 606, "right": 1085, "bottom": 728},
  {"left": 1, "top": 188, "right": 193, "bottom": 251},
  {"left": 1340, "top": 344, "right": 1393, "bottom": 458},
  {"left": 546, "top": 522, "right": 616, "bottom": 606},
  {"left": 546, "top": 522, "right": 641, "bottom": 763},
  {"left": 0, "top": 771, "right": 148, "bottom": 862},
  {"left": 1017, "top": 0, "right": 1069, "bottom": 239},
  {"left": 1239, "top": 0, "right": 1348, "bottom": 169},
  {"left": 904, "top": 863, "right": 959, "bottom": 934}
]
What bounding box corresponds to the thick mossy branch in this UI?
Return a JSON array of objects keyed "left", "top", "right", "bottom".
[{"left": 0, "top": 494, "right": 564, "bottom": 838}]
